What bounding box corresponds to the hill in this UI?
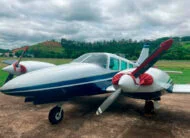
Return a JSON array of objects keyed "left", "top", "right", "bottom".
[
  {"left": 15, "top": 41, "right": 65, "bottom": 58},
  {"left": 0, "top": 49, "right": 9, "bottom": 53},
  {"left": 28, "top": 41, "right": 64, "bottom": 58}
]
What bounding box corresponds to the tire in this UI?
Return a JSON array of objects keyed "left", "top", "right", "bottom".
[
  {"left": 48, "top": 106, "right": 64, "bottom": 124},
  {"left": 144, "top": 101, "right": 154, "bottom": 114}
]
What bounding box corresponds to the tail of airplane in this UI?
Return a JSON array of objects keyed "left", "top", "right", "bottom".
[{"left": 136, "top": 43, "right": 150, "bottom": 66}]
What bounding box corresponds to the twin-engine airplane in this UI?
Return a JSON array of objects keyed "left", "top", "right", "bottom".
[
  {"left": 1, "top": 39, "right": 190, "bottom": 125},
  {"left": 1, "top": 45, "right": 140, "bottom": 124}
]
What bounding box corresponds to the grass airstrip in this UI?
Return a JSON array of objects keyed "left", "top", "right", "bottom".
[{"left": 0, "top": 58, "right": 189, "bottom": 86}]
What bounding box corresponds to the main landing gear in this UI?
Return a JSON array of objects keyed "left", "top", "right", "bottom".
[
  {"left": 48, "top": 105, "right": 64, "bottom": 124},
  {"left": 144, "top": 98, "right": 160, "bottom": 116},
  {"left": 144, "top": 100, "right": 154, "bottom": 114}
]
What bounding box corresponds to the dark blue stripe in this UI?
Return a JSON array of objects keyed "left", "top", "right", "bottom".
[
  {"left": 3, "top": 72, "right": 117, "bottom": 93},
  {"left": 123, "top": 91, "right": 162, "bottom": 100}
]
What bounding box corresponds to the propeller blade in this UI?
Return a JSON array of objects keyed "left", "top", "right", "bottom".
[
  {"left": 132, "top": 39, "right": 173, "bottom": 78},
  {"left": 15, "top": 46, "right": 29, "bottom": 67},
  {"left": 96, "top": 89, "right": 121, "bottom": 115},
  {"left": 4, "top": 74, "right": 14, "bottom": 83}
]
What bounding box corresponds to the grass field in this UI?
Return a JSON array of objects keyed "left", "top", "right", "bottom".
[{"left": 0, "top": 58, "right": 189, "bottom": 86}]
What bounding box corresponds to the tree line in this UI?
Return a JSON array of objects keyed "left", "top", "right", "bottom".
[
  {"left": 14, "top": 36, "right": 190, "bottom": 60},
  {"left": 61, "top": 36, "right": 190, "bottom": 60}
]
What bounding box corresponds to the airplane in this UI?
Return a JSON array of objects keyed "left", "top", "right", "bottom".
[
  {"left": 96, "top": 39, "right": 190, "bottom": 116},
  {"left": 1, "top": 39, "right": 188, "bottom": 125},
  {"left": 0, "top": 44, "right": 150, "bottom": 124}
]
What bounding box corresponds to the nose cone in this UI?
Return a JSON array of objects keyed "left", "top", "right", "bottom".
[
  {"left": 2, "top": 65, "right": 14, "bottom": 74},
  {"left": 1, "top": 83, "right": 11, "bottom": 94},
  {"left": 118, "top": 75, "right": 130, "bottom": 89},
  {"left": 1, "top": 79, "right": 15, "bottom": 93},
  {"left": 118, "top": 75, "right": 139, "bottom": 92}
]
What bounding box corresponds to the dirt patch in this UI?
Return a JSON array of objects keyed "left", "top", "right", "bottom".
[{"left": 0, "top": 93, "right": 189, "bottom": 138}]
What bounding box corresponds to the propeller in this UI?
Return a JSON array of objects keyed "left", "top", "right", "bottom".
[
  {"left": 96, "top": 39, "right": 173, "bottom": 115},
  {"left": 131, "top": 39, "right": 173, "bottom": 78},
  {"left": 96, "top": 88, "right": 121, "bottom": 115},
  {"left": 3, "top": 46, "right": 29, "bottom": 83},
  {"left": 15, "top": 46, "right": 29, "bottom": 67}
]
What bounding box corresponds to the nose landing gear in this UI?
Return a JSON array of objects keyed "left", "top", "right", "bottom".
[{"left": 48, "top": 105, "right": 64, "bottom": 124}]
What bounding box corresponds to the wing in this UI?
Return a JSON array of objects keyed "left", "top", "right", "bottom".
[
  {"left": 171, "top": 84, "right": 190, "bottom": 94},
  {"left": 164, "top": 71, "right": 183, "bottom": 74},
  {"left": 106, "top": 85, "right": 115, "bottom": 92}
]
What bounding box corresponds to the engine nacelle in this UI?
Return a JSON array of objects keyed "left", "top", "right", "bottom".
[
  {"left": 118, "top": 74, "right": 139, "bottom": 92},
  {"left": 3, "top": 61, "right": 55, "bottom": 75}
]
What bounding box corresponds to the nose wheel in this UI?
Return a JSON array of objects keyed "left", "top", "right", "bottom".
[{"left": 48, "top": 106, "right": 64, "bottom": 124}]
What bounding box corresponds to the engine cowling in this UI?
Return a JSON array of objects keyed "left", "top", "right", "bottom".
[{"left": 112, "top": 72, "right": 154, "bottom": 92}]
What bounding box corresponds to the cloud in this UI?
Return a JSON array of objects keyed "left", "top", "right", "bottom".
[{"left": 0, "top": 0, "right": 190, "bottom": 49}]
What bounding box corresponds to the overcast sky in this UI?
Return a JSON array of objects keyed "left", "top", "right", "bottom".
[{"left": 0, "top": 0, "right": 189, "bottom": 49}]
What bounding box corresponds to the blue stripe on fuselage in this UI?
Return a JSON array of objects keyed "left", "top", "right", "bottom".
[
  {"left": 2, "top": 72, "right": 117, "bottom": 93},
  {"left": 4, "top": 78, "right": 113, "bottom": 104}
]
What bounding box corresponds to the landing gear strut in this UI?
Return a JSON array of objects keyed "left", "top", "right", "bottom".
[
  {"left": 144, "top": 100, "right": 154, "bottom": 114},
  {"left": 48, "top": 105, "right": 64, "bottom": 124}
]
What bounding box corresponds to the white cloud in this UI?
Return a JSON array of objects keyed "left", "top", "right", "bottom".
[{"left": 0, "top": 0, "right": 189, "bottom": 49}]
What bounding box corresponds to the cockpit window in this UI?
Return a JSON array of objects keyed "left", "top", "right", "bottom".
[
  {"left": 73, "top": 53, "right": 108, "bottom": 68},
  {"left": 72, "top": 54, "right": 89, "bottom": 62},
  {"left": 84, "top": 54, "right": 107, "bottom": 68}
]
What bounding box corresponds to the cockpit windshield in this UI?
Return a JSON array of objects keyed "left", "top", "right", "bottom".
[{"left": 73, "top": 53, "right": 108, "bottom": 68}]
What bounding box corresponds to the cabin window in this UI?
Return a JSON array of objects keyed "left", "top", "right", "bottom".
[
  {"left": 121, "top": 60, "right": 128, "bottom": 70},
  {"left": 129, "top": 63, "right": 133, "bottom": 68},
  {"left": 109, "top": 57, "right": 119, "bottom": 70}
]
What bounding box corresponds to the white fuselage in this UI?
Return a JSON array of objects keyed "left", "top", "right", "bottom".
[{"left": 1, "top": 63, "right": 116, "bottom": 94}]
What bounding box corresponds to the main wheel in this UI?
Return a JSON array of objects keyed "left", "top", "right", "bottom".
[
  {"left": 144, "top": 100, "right": 154, "bottom": 114},
  {"left": 48, "top": 106, "right": 64, "bottom": 124}
]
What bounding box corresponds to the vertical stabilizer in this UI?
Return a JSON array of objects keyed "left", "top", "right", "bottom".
[{"left": 136, "top": 43, "right": 150, "bottom": 66}]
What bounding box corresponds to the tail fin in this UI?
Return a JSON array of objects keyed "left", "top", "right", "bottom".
[{"left": 136, "top": 43, "right": 150, "bottom": 66}]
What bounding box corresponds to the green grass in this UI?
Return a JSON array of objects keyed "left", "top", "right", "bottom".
[
  {"left": 155, "top": 60, "right": 190, "bottom": 84},
  {"left": 181, "top": 41, "right": 190, "bottom": 48},
  {"left": 0, "top": 58, "right": 189, "bottom": 86}
]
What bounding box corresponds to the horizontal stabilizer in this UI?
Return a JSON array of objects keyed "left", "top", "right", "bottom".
[
  {"left": 172, "top": 84, "right": 190, "bottom": 93},
  {"left": 2, "top": 60, "right": 17, "bottom": 65}
]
